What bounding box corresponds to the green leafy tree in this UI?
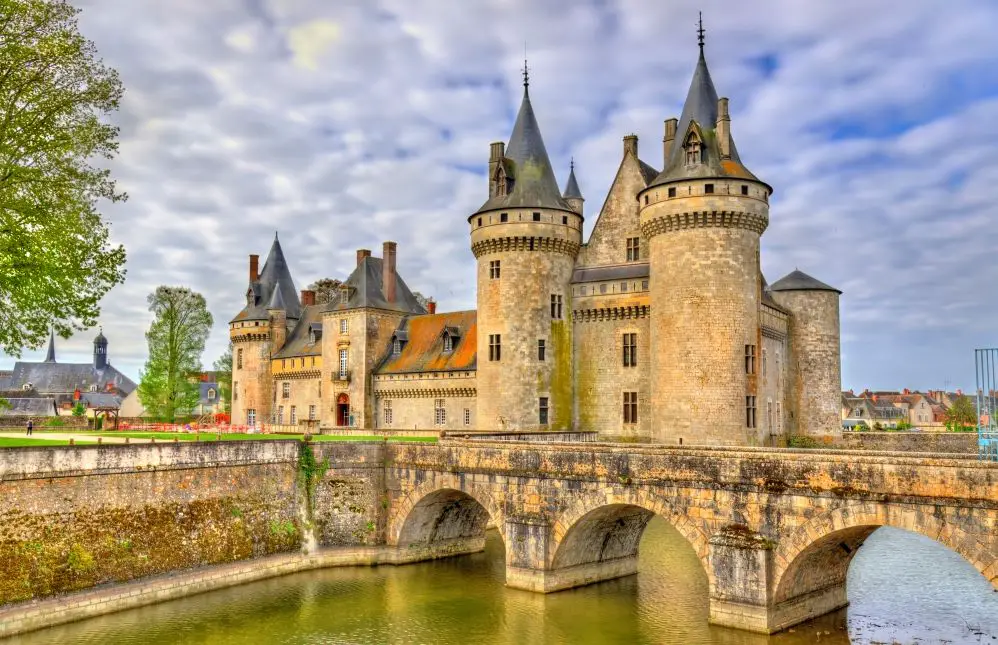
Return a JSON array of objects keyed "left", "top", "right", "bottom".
[
  {"left": 137, "top": 287, "right": 213, "bottom": 422},
  {"left": 412, "top": 291, "right": 433, "bottom": 310},
  {"left": 307, "top": 278, "right": 341, "bottom": 305},
  {"left": 0, "top": 0, "right": 127, "bottom": 356},
  {"left": 944, "top": 395, "right": 977, "bottom": 432},
  {"left": 0, "top": 397, "right": 9, "bottom": 412},
  {"left": 71, "top": 401, "right": 85, "bottom": 416},
  {"left": 212, "top": 343, "right": 232, "bottom": 413}
]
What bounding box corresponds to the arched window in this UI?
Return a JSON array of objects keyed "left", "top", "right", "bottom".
[
  {"left": 207, "top": 388, "right": 216, "bottom": 401},
  {"left": 89, "top": 384, "right": 98, "bottom": 392},
  {"left": 684, "top": 131, "right": 702, "bottom": 165}
]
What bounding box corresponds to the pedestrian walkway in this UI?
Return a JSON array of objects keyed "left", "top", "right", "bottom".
[{"left": 0, "top": 432, "right": 155, "bottom": 444}]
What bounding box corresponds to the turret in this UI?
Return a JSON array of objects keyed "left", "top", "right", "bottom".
[
  {"left": 93, "top": 328, "right": 108, "bottom": 370},
  {"left": 563, "top": 159, "right": 584, "bottom": 216},
  {"left": 637, "top": 22, "right": 772, "bottom": 445},
  {"left": 770, "top": 270, "right": 842, "bottom": 439},
  {"left": 469, "top": 66, "right": 582, "bottom": 431}
]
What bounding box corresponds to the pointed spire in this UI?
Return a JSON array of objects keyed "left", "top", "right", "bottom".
[
  {"left": 522, "top": 56, "right": 529, "bottom": 93},
  {"left": 44, "top": 328, "right": 56, "bottom": 363},
  {"left": 697, "top": 11, "right": 705, "bottom": 53},
  {"left": 563, "top": 158, "right": 583, "bottom": 199},
  {"left": 267, "top": 281, "right": 286, "bottom": 310},
  {"left": 257, "top": 233, "right": 300, "bottom": 318}
]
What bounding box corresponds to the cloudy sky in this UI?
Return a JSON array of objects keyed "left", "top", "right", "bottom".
[{"left": 4, "top": 0, "right": 998, "bottom": 391}]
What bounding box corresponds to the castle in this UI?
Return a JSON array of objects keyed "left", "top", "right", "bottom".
[{"left": 230, "top": 38, "right": 842, "bottom": 445}]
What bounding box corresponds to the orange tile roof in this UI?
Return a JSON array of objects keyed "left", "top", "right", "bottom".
[{"left": 377, "top": 310, "right": 477, "bottom": 374}]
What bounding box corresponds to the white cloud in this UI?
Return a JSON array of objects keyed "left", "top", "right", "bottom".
[{"left": 286, "top": 19, "right": 341, "bottom": 70}]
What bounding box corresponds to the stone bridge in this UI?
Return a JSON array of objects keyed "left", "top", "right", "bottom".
[{"left": 384, "top": 439, "right": 998, "bottom": 634}]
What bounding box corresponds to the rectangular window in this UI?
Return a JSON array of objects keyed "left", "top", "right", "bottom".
[
  {"left": 538, "top": 339, "right": 546, "bottom": 361},
  {"left": 620, "top": 282, "right": 628, "bottom": 292},
  {"left": 489, "top": 260, "right": 501, "bottom": 279},
  {"left": 340, "top": 319, "right": 348, "bottom": 334},
  {"left": 393, "top": 338, "right": 401, "bottom": 355},
  {"left": 282, "top": 382, "right": 290, "bottom": 399},
  {"left": 464, "top": 408, "right": 471, "bottom": 426},
  {"left": 746, "top": 395, "right": 757, "bottom": 428},
  {"left": 384, "top": 400, "right": 393, "bottom": 425},
  {"left": 434, "top": 399, "right": 446, "bottom": 426},
  {"left": 562, "top": 215, "right": 568, "bottom": 225},
  {"left": 705, "top": 183, "right": 714, "bottom": 194},
  {"left": 290, "top": 406, "right": 297, "bottom": 425},
  {"left": 308, "top": 404, "right": 316, "bottom": 421},
  {"left": 237, "top": 348, "right": 243, "bottom": 369},
  {"left": 281, "top": 359, "right": 286, "bottom": 368},
  {"left": 626, "top": 237, "right": 640, "bottom": 262},
  {"left": 339, "top": 349, "right": 348, "bottom": 378},
  {"left": 623, "top": 333, "right": 637, "bottom": 367},
  {"left": 550, "top": 294, "right": 563, "bottom": 319},
  {"left": 532, "top": 212, "right": 541, "bottom": 221},
  {"left": 623, "top": 392, "right": 638, "bottom": 424},
  {"left": 500, "top": 212, "right": 508, "bottom": 223},
  {"left": 668, "top": 187, "right": 676, "bottom": 198},
  {"left": 443, "top": 335, "right": 453, "bottom": 352},
  {"left": 489, "top": 334, "right": 501, "bottom": 361},
  {"left": 277, "top": 406, "right": 284, "bottom": 424},
  {"left": 539, "top": 397, "right": 549, "bottom": 425},
  {"left": 247, "top": 409, "right": 256, "bottom": 426},
  {"left": 741, "top": 185, "right": 749, "bottom": 196},
  {"left": 745, "top": 344, "right": 756, "bottom": 374},
  {"left": 642, "top": 280, "right": 648, "bottom": 290}
]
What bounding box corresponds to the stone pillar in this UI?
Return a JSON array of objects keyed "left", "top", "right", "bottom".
[
  {"left": 503, "top": 516, "right": 552, "bottom": 592},
  {"left": 707, "top": 527, "right": 776, "bottom": 633}
]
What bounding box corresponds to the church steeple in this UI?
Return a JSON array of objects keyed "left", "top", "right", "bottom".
[{"left": 44, "top": 328, "right": 56, "bottom": 363}]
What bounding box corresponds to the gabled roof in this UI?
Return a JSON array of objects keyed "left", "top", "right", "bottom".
[
  {"left": 377, "top": 311, "right": 477, "bottom": 374},
  {"left": 770, "top": 270, "right": 841, "bottom": 294},
  {"left": 9, "top": 361, "right": 136, "bottom": 396},
  {"left": 475, "top": 84, "right": 574, "bottom": 214},
  {"left": 273, "top": 304, "right": 325, "bottom": 359},
  {"left": 230, "top": 233, "right": 301, "bottom": 323},
  {"left": 81, "top": 392, "right": 122, "bottom": 409},
  {"left": 649, "top": 47, "right": 762, "bottom": 187},
  {"left": 328, "top": 256, "right": 426, "bottom": 314}
]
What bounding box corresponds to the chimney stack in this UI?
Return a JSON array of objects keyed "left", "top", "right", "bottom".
[
  {"left": 427, "top": 299, "right": 437, "bottom": 314},
  {"left": 623, "top": 134, "right": 638, "bottom": 158},
  {"left": 300, "top": 290, "right": 316, "bottom": 307},
  {"left": 356, "top": 249, "right": 371, "bottom": 266},
  {"left": 663, "top": 118, "right": 678, "bottom": 166},
  {"left": 249, "top": 254, "right": 259, "bottom": 282},
  {"left": 383, "top": 241, "right": 397, "bottom": 303},
  {"left": 716, "top": 98, "right": 731, "bottom": 159}
]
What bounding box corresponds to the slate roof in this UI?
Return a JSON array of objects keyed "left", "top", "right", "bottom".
[
  {"left": 81, "top": 392, "right": 123, "bottom": 409},
  {"left": 572, "top": 263, "right": 649, "bottom": 284},
  {"left": 638, "top": 159, "right": 660, "bottom": 185},
  {"left": 475, "top": 85, "right": 574, "bottom": 215},
  {"left": 760, "top": 274, "right": 789, "bottom": 313},
  {"left": 649, "top": 48, "right": 763, "bottom": 187},
  {"left": 8, "top": 361, "right": 137, "bottom": 396},
  {"left": 198, "top": 382, "right": 220, "bottom": 406},
  {"left": 770, "top": 270, "right": 841, "bottom": 294},
  {"left": 563, "top": 163, "right": 583, "bottom": 199},
  {"left": 273, "top": 304, "right": 325, "bottom": 359},
  {"left": 0, "top": 397, "right": 57, "bottom": 416},
  {"left": 377, "top": 311, "right": 477, "bottom": 374},
  {"left": 230, "top": 233, "right": 301, "bottom": 323},
  {"left": 327, "top": 256, "right": 426, "bottom": 315},
  {"left": 0, "top": 371, "right": 11, "bottom": 390}
]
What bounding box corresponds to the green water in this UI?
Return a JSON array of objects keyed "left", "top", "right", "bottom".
[{"left": 8, "top": 520, "right": 998, "bottom": 644}]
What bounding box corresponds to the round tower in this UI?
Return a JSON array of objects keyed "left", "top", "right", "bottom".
[
  {"left": 93, "top": 328, "right": 108, "bottom": 370},
  {"left": 470, "top": 74, "right": 582, "bottom": 431},
  {"left": 638, "top": 39, "right": 772, "bottom": 445},
  {"left": 769, "top": 270, "right": 842, "bottom": 439}
]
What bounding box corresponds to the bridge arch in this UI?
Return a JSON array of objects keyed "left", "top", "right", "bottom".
[
  {"left": 549, "top": 487, "right": 711, "bottom": 582},
  {"left": 389, "top": 474, "right": 505, "bottom": 550},
  {"left": 772, "top": 503, "right": 998, "bottom": 606}
]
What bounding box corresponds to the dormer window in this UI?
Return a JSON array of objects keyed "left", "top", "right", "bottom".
[
  {"left": 494, "top": 166, "right": 508, "bottom": 196},
  {"left": 207, "top": 388, "right": 216, "bottom": 401},
  {"left": 392, "top": 338, "right": 402, "bottom": 356},
  {"left": 684, "top": 131, "right": 702, "bottom": 165},
  {"left": 443, "top": 335, "right": 453, "bottom": 353},
  {"left": 309, "top": 330, "right": 316, "bottom": 344},
  {"left": 22, "top": 383, "right": 32, "bottom": 391},
  {"left": 89, "top": 384, "right": 98, "bottom": 392}
]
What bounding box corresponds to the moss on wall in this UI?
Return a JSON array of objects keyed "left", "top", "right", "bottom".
[{"left": 550, "top": 319, "right": 573, "bottom": 430}]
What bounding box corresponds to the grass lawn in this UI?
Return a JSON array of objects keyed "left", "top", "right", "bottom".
[
  {"left": 0, "top": 437, "right": 96, "bottom": 447},
  {"left": 87, "top": 431, "right": 437, "bottom": 443}
]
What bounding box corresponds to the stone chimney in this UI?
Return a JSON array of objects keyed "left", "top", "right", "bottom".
[
  {"left": 249, "top": 254, "right": 259, "bottom": 282},
  {"left": 356, "top": 249, "right": 371, "bottom": 266},
  {"left": 663, "top": 118, "right": 677, "bottom": 166},
  {"left": 383, "top": 241, "right": 397, "bottom": 303},
  {"left": 300, "top": 290, "right": 316, "bottom": 307},
  {"left": 623, "top": 134, "right": 638, "bottom": 158},
  {"left": 427, "top": 299, "right": 436, "bottom": 314},
  {"left": 716, "top": 98, "right": 731, "bottom": 159}
]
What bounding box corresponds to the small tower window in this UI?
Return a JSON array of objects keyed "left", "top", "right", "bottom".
[
  {"left": 705, "top": 183, "right": 714, "bottom": 194},
  {"left": 489, "top": 260, "right": 501, "bottom": 279},
  {"left": 684, "top": 131, "right": 703, "bottom": 165},
  {"left": 532, "top": 212, "right": 541, "bottom": 222},
  {"left": 746, "top": 395, "right": 757, "bottom": 428},
  {"left": 623, "top": 392, "right": 638, "bottom": 424},
  {"left": 550, "top": 294, "right": 563, "bottom": 319},
  {"left": 668, "top": 187, "right": 676, "bottom": 198},
  {"left": 745, "top": 344, "right": 756, "bottom": 374},
  {"left": 340, "top": 319, "right": 348, "bottom": 334},
  {"left": 539, "top": 397, "right": 549, "bottom": 425},
  {"left": 644, "top": 195, "right": 649, "bottom": 205},
  {"left": 538, "top": 339, "right": 546, "bottom": 361},
  {"left": 488, "top": 334, "right": 501, "bottom": 361},
  {"left": 741, "top": 185, "right": 749, "bottom": 196},
  {"left": 562, "top": 215, "right": 568, "bottom": 225},
  {"left": 477, "top": 217, "right": 482, "bottom": 227},
  {"left": 237, "top": 348, "right": 243, "bottom": 369},
  {"left": 500, "top": 213, "right": 508, "bottom": 223}
]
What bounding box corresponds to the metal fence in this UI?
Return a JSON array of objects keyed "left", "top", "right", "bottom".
[{"left": 975, "top": 349, "right": 998, "bottom": 461}]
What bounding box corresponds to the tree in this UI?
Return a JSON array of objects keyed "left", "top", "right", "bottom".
[
  {"left": 137, "top": 287, "right": 213, "bottom": 422},
  {"left": 944, "top": 395, "right": 977, "bottom": 432},
  {"left": 0, "top": 0, "right": 127, "bottom": 356},
  {"left": 412, "top": 291, "right": 432, "bottom": 310},
  {"left": 307, "top": 278, "right": 341, "bottom": 305},
  {"left": 212, "top": 343, "right": 232, "bottom": 413}
]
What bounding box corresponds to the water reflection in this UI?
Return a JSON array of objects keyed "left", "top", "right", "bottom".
[{"left": 8, "top": 520, "right": 997, "bottom": 644}]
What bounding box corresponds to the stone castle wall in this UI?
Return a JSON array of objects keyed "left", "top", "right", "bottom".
[
  {"left": 373, "top": 371, "right": 477, "bottom": 431},
  {"left": 230, "top": 321, "right": 273, "bottom": 426}
]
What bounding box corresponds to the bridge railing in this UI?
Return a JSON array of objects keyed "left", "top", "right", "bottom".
[{"left": 975, "top": 348, "right": 998, "bottom": 462}]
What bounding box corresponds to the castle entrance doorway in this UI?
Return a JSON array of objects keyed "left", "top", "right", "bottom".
[{"left": 337, "top": 393, "right": 350, "bottom": 427}]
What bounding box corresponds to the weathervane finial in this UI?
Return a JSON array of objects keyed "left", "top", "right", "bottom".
[{"left": 697, "top": 12, "right": 705, "bottom": 52}]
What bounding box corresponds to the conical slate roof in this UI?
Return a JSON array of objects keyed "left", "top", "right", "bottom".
[
  {"left": 476, "top": 84, "right": 573, "bottom": 214},
  {"left": 649, "top": 47, "right": 761, "bottom": 187},
  {"left": 770, "top": 269, "right": 841, "bottom": 294},
  {"left": 230, "top": 233, "right": 301, "bottom": 322},
  {"left": 267, "top": 280, "right": 286, "bottom": 310},
  {"left": 44, "top": 329, "right": 56, "bottom": 363},
  {"left": 563, "top": 161, "right": 583, "bottom": 199}
]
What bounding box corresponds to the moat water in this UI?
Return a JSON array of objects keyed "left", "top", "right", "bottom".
[{"left": 9, "top": 521, "right": 998, "bottom": 645}]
